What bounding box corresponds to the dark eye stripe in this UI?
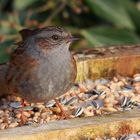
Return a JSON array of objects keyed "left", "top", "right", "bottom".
[{"left": 35, "top": 38, "right": 49, "bottom": 48}]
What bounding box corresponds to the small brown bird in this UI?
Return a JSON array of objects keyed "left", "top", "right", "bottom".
[{"left": 6, "top": 26, "right": 77, "bottom": 119}]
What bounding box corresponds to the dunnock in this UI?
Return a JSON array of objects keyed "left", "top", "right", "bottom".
[{"left": 6, "top": 26, "right": 77, "bottom": 118}]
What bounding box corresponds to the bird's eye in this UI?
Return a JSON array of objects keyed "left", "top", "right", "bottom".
[{"left": 52, "top": 35, "right": 59, "bottom": 40}]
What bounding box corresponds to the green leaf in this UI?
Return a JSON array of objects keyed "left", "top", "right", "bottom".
[
  {"left": 85, "top": 0, "right": 135, "bottom": 30},
  {"left": 121, "top": 0, "right": 140, "bottom": 33},
  {"left": 80, "top": 26, "right": 140, "bottom": 47},
  {"left": 14, "top": 0, "right": 38, "bottom": 10}
]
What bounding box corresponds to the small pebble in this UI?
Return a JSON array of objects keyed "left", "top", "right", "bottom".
[
  {"left": 23, "top": 111, "right": 31, "bottom": 118},
  {"left": 110, "top": 137, "right": 116, "bottom": 140},
  {"left": 34, "top": 112, "right": 40, "bottom": 117},
  {"left": 9, "top": 122, "right": 19, "bottom": 128},
  {"left": 0, "top": 119, "right": 3, "bottom": 123},
  {"left": 84, "top": 106, "right": 94, "bottom": 117},
  {"left": 40, "top": 112, "right": 48, "bottom": 119},
  {"left": 15, "top": 113, "right": 21, "bottom": 119},
  {"left": 0, "top": 123, "right": 7, "bottom": 130},
  {"left": 102, "top": 107, "right": 117, "bottom": 112}
]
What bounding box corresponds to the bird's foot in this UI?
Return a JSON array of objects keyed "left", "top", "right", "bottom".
[
  {"left": 19, "top": 113, "right": 27, "bottom": 126},
  {"left": 54, "top": 98, "right": 70, "bottom": 119},
  {"left": 59, "top": 110, "right": 70, "bottom": 119},
  {"left": 19, "top": 99, "right": 27, "bottom": 125}
]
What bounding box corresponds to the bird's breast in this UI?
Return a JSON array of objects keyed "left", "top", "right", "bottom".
[{"left": 33, "top": 50, "right": 76, "bottom": 102}]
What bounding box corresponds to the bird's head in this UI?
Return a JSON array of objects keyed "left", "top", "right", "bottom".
[{"left": 19, "top": 26, "right": 77, "bottom": 50}]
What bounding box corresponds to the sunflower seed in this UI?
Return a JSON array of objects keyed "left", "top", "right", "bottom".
[
  {"left": 74, "top": 107, "right": 84, "bottom": 117},
  {"left": 89, "top": 100, "right": 103, "bottom": 109},
  {"left": 121, "top": 88, "right": 132, "bottom": 93},
  {"left": 97, "top": 100, "right": 104, "bottom": 108},
  {"left": 45, "top": 100, "right": 55, "bottom": 107},
  {"left": 119, "top": 136, "right": 127, "bottom": 140},
  {"left": 122, "top": 85, "right": 134, "bottom": 93},
  {"left": 81, "top": 99, "right": 104, "bottom": 109},
  {"left": 120, "top": 134, "right": 140, "bottom": 140},
  {"left": 59, "top": 96, "right": 67, "bottom": 105},
  {"left": 85, "top": 89, "right": 100, "bottom": 96},
  {"left": 73, "top": 83, "right": 80, "bottom": 88},
  {"left": 71, "top": 83, "right": 80, "bottom": 91},
  {"left": 64, "top": 96, "right": 78, "bottom": 105},
  {"left": 99, "top": 91, "right": 106, "bottom": 96},
  {"left": 90, "top": 101, "right": 100, "bottom": 109},
  {"left": 132, "top": 101, "right": 140, "bottom": 107},
  {"left": 83, "top": 93, "right": 98, "bottom": 99},
  {"left": 121, "top": 97, "right": 131, "bottom": 108},
  {"left": 10, "top": 102, "right": 22, "bottom": 109},
  {"left": 124, "top": 85, "right": 134, "bottom": 90}
]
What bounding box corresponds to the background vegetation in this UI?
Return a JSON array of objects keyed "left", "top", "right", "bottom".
[{"left": 0, "top": 0, "right": 140, "bottom": 63}]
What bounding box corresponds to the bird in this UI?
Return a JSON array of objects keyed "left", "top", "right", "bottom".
[{"left": 6, "top": 26, "right": 77, "bottom": 122}]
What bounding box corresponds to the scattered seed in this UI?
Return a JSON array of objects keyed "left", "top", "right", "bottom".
[
  {"left": 99, "top": 91, "right": 106, "bottom": 96},
  {"left": 73, "top": 83, "right": 80, "bottom": 88},
  {"left": 133, "top": 74, "right": 140, "bottom": 82},
  {"left": 84, "top": 106, "right": 94, "bottom": 117},
  {"left": 0, "top": 73, "right": 140, "bottom": 130},
  {"left": 85, "top": 89, "right": 100, "bottom": 96},
  {"left": 132, "top": 101, "right": 140, "bottom": 107},
  {"left": 59, "top": 96, "right": 67, "bottom": 105},
  {"left": 121, "top": 96, "right": 131, "bottom": 108},
  {"left": 23, "top": 111, "right": 31, "bottom": 118},
  {"left": 89, "top": 101, "right": 100, "bottom": 109},
  {"left": 10, "top": 102, "right": 21, "bottom": 109},
  {"left": 9, "top": 122, "right": 19, "bottom": 128},
  {"left": 45, "top": 100, "right": 55, "bottom": 108},
  {"left": 0, "top": 123, "right": 8, "bottom": 130},
  {"left": 74, "top": 107, "right": 84, "bottom": 117},
  {"left": 102, "top": 107, "right": 117, "bottom": 112},
  {"left": 124, "top": 85, "right": 134, "bottom": 90},
  {"left": 64, "top": 96, "right": 78, "bottom": 105},
  {"left": 0, "top": 119, "right": 3, "bottom": 123},
  {"left": 94, "top": 78, "right": 109, "bottom": 85}
]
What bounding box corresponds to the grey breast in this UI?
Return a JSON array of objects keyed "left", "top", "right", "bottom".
[{"left": 36, "top": 46, "right": 73, "bottom": 102}]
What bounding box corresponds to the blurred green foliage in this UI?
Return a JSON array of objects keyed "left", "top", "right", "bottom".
[{"left": 0, "top": 0, "right": 140, "bottom": 63}]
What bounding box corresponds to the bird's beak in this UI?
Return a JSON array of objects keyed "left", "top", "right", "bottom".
[{"left": 66, "top": 35, "right": 79, "bottom": 43}]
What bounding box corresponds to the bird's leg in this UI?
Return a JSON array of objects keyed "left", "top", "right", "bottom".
[
  {"left": 21, "top": 99, "right": 24, "bottom": 114},
  {"left": 54, "top": 98, "right": 69, "bottom": 119},
  {"left": 20, "top": 99, "right": 27, "bottom": 125}
]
